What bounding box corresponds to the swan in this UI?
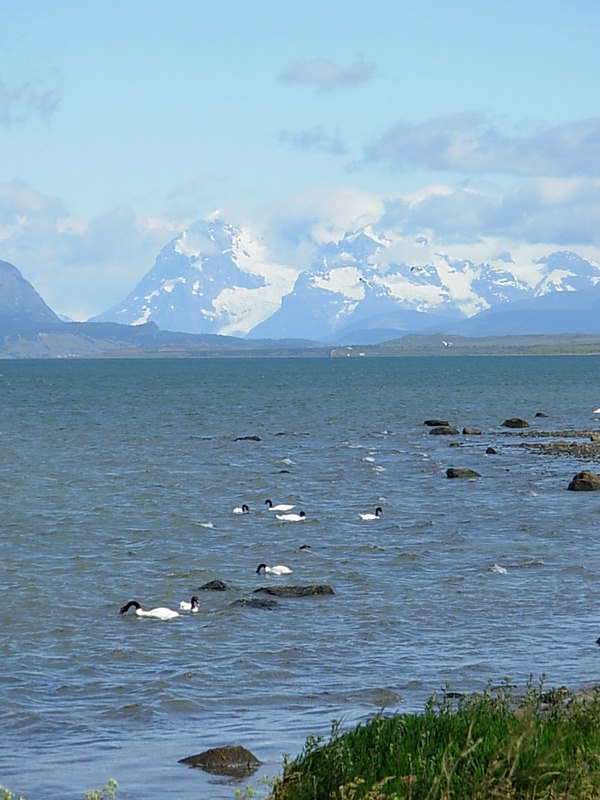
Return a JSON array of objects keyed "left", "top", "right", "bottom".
[
  {"left": 265, "top": 498, "right": 295, "bottom": 512},
  {"left": 119, "top": 600, "right": 179, "bottom": 620},
  {"left": 179, "top": 596, "right": 200, "bottom": 612},
  {"left": 490, "top": 563, "right": 507, "bottom": 574},
  {"left": 233, "top": 503, "right": 251, "bottom": 514},
  {"left": 359, "top": 506, "right": 383, "bottom": 520},
  {"left": 256, "top": 563, "right": 293, "bottom": 575},
  {"left": 275, "top": 510, "right": 306, "bottom": 521},
  {"left": 594, "top": 408, "right": 600, "bottom": 414}
]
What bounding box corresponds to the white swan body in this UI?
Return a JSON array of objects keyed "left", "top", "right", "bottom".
[
  {"left": 594, "top": 408, "right": 600, "bottom": 414},
  {"left": 490, "top": 563, "right": 507, "bottom": 574},
  {"left": 276, "top": 511, "right": 306, "bottom": 521},
  {"left": 119, "top": 600, "right": 179, "bottom": 620},
  {"left": 233, "top": 503, "right": 251, "bottom": 514},
  {"left": 179, "top": 596, "right": 199, "bottom": 612},
  {"left": 359, "top": 506, "right": 383, "bottom": 520},
  {"left": 256, "top": 563, "right": 293, "bottom": 575},
  {"left": 265, "top": 499, "right": 295, "bottom": 512}
]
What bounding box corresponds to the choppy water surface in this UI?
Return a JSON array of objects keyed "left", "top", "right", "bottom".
[{"left": 2, "top": 355, "right": 600, "bottom": 799}]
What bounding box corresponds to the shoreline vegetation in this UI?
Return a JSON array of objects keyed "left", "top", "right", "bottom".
[{"left": 267, "top": 679, "right": 600, "bottom": 800}]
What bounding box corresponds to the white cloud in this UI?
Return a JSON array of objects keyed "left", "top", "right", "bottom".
[
  {"left": 366, "top": 114, "right": 600, "bottom": 178},
  {"left": 378, "top": 178, "right": 600, "bottom": 248},
  {"left": 0, "top": 181, "right": 179, "bottom": 319},
  {"left": 280, "top": 56, "right": 375, "bottom": 91}
]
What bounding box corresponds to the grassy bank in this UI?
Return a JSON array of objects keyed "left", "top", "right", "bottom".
[{"left": 269, "top": 680, "right": 600, "bottom": 800}]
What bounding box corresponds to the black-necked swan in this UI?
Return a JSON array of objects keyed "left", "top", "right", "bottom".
[
  {"left": 256, "top": 563, "right": 293, "bottom": 575},
  {"left": 265, "top": 499, "right": 295, "bottom": 512},
  {"left": 275, "top": 510, "right": 306, "bottom": 522},
  {"left": 233, "top": 503, "right": 251, "bottom": 514},
  {"left": 179, "top": 596, "right": 200, "bottom": 612},
  {"left": 359, "top": 506, "right": 383, "bottom": 520},
  {"left": 119, "top": 600, "right": 179, "bottom": 620}
]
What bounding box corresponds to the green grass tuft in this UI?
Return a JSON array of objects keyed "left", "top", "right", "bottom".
[{"left": 269, "top": 679, "right": 600, "bottom": 800}]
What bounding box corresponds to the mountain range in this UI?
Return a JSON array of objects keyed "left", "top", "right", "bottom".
[
  {"left": 3, "top": 213, "right": 600, "bottom": 358},
  {"left": 92, "top": 216, "right": 600, "bottom": 341}
]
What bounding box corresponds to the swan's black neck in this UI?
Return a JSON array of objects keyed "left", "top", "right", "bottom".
[
  {"left": 119, "top": 600, "right": 141, "bottom": 615},
  {"left": 256, "top": 563, "right": 267, "bottom": 573},
  {"left": 264, "top": 499, "right": 273, "bottom": 508}
]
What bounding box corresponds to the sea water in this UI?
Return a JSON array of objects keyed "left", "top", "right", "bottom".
[{"left": 1, "top": 355, "right": 600, "bottom": 799}]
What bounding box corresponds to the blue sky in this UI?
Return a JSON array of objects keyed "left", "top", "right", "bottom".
[{"left": 1, "top": 0, "right": 599, "bottom": 319}]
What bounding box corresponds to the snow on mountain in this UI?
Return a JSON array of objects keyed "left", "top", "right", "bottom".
[
  {"left": 93, "top": 215, "right": 600, "bottom": 342},
  {"left": 92, "top": 216, "right": 298, "bottom": 336}
]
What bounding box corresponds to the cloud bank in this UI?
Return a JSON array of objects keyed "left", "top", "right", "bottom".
[{"left": 366, "top": 114, "right": 600, "bottom": 178}]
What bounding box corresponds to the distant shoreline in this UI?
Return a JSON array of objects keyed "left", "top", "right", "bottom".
[{"left": 3, "top": 330, "right": 600, "bottom": 359}]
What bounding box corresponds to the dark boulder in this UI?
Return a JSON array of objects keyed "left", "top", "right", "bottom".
[
  {"left": 424, "top": 419, "right": 449, "bottom": 427},
  {"left": 429, "top": 425, "right": 459, "bottom": 435},
  {"left": 179, "top": 745, "right": 262, "bottom": 777},
  {"left": 486, "top": 446, "right": 498, "bottom": 455},
  {"left": 198, "top": 579, "right": 228, "bottom": 591},
  {"left": 462, "top": 427, "right": 482, "bottom": 435},
  {"left": 235, "top": 435, "right": 262, "bottom": 441},
  {"left": 254, "top": 584, "right": 334, "bottom": 598},
  {"left": 231, "top": 597, "right": 279, "bottom": 610},
  {"left": 535, "top": 411, "right": 549, "bottom": 418},
  {"left": 567, "top": 471, "right": 600, "bottom": 491},
  {"left": 446, "top": 467, "right": 481, "bottom": 479},
  {"left": 502, "top": 418, "right": 530, "bottom": 429}
]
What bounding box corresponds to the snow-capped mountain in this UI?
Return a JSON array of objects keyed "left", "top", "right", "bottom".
[
  {"left": 93, "top": 215, "right": 600, "bottom": 342},
  {"left": 92, "top": 216, "right": 297, "bottom": 336}
]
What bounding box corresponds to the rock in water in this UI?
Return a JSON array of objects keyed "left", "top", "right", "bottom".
[
  {"left": 502, "top": 418, "right": 530, "bottom": 429},
  {"left": 254, "top": 584, "right": 335, "bottom": 597},
  {"left": 446, "top": 467, "right": 481, "bottom": 479},
  {"left": 567, "top": 471, "right": 600, "bottom": 491},
  {"left": 179, "top": 745, "right": 262, "bottom": 776}
]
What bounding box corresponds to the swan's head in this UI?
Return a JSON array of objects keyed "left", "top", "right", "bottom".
[
  {"left": 256, "top": 563, "right": 267, "bottom": 574},
  {"left": 242, "top": 504, "right": 251, "bottom": 513},
  {"left": 299, "top": 511, "right": 306, "bottom": 518},
  {"left": 191, "top": 596, "right": 199, "bottom": 609},
  {"left": 264, "top": 499, "right": 272, "bottom": 508},
  {"left": 375, "top": 507, "right": 383, "bottom": 516},
  {"left": 119, "top": 600, "right": 141, "bottom": 615}
]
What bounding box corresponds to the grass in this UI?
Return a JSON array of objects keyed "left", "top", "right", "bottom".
[
  {"left": 268, "top": 678, "right": 600, "bottom": 800},
  {"left": 0, "top": 778, "right": 117, "bottom": 800}
]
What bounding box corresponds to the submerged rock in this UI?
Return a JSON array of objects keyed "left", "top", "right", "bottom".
[
  {"left": 198, "top": 579, "right": 228, "bottom": 592},
  {"left": 567, "top": 470, "right": 600, "bottom": 491},
  {"left": 502, "top": 417, "right": 530, "bottom": 429},
  {"left": 424, "top": 419, "right": 449, "bottom": 427},
  {"left": 254, "top": 584, "right": 335, "bottom": 598},
  {"left": 234, "top": 435, "right": 262, "bottom": 441},
  {"left": 462, "top": 427, "right": 482, "bottom": 435},
  {"left": 486, "top": 446, "right": 498, "bottom": 455},
  {"left": 231, "top": 597, "right": 279, "bottom": 610},
  {"left": 446, "top": 467, "right": 481, "bottom": 479},
  {"left": 429, "top": 425, "right": 459, "bottom": 435},
  {"left": 179, "top": 745, "right": 262, "bottom": 776}
]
